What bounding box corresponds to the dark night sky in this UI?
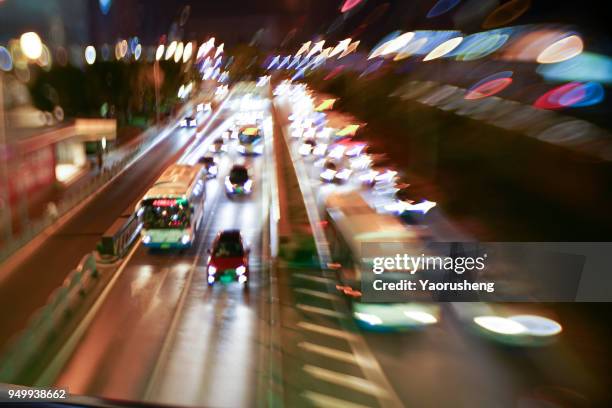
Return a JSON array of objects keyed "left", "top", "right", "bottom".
[{"left": 1, "top": 0, "right": 610, "bottom": 51}]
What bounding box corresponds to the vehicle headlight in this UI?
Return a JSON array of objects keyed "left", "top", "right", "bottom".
[
  {"left": 354, "top": 312, "right": 382, "bottom": 326},
  {"left": 190, "top": 120, "right": 197, "bottom": 126},
  {"left": 237, "top": 145, "right": 246, "bottom": 153},
  {"left": 208, "top": 265, "right": 217, "bottom": 275},
  {"left": 181, "top": 234, "right": 191, "bottom": 245},
  {"left": 180, "top": 119, "right": 187, "bottom": 126},
  {"left": 236, "top": 265, "right": 246, "bottom": 275},
  {"left": 209, "top": 165, "right": 218, "bottom": 175},
  {"left": 142, "top": 235, "right": 152, "bottom": 244},
  {"left": 244, "top": 179, "right": 253, "bottom": 192}
]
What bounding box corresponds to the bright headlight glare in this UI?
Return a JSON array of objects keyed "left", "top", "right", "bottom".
[
  {"left": 181, "top": 234, "right": 191, "bottom": 245},
  {"left": 236, "top": 265, "right": 246, "bottom": 275},
  {"left": 208, "top": 265, "right": 217, "bottom": 275},
  {"left": 142, "top": 235, "right": 152, "bottom": 244}
]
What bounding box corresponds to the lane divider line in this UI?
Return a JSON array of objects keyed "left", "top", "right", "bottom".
[
  {"left": 302, "top": 391, "right": 372, "bottom": 408},
  {"left": 297, "top": 304, "right": 346, "bottom": 319},
  {"left": 297, "top": 322, "right": 357, "bottom": 341},
  {"left": 302, "top": 365, "right": 388, "bottom": 398},
  {"left": 298, "top": 342, "right": 359, "bottom": 365}
]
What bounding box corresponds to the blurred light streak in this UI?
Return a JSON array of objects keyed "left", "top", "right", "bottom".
[
  {"left": 134, "top": 44, "right": 142, "bottom": 60},
  {"left": 454, "top": 31, "right": 509, "bottom": 61},
  {"left": 278, "top": 55, "right": 291, "bottom": 69},
  {"left": 341, "top": 0, "right": 365, "bottom": 13},
  {"left": 423, "top": 37, "right": 463, "bottom": 61},
  {"left": 99, "top": 0, "right": 112, "bottom": 15},
  {"left": 0, "top": 47, "right": 12, "bottom": 71},
  {"left": 474, "top": 316, "right": 526, "bottom": 335},
  {"left": 537, "top": 52, "right": 612, "bottom": 84},
  {"left": 315, "top": 99, "right": 336, "bottom": 111},
  {"left": 360, "top": 60, "right": 384, "bottom": 76},
  {"left": 465, "top": 71, "right": 513, "bottom": 99},
  {"left": 509, "top": 315, "right": 562, "bottom": 337},
  {"left": 381, "top": 32, "right": 415, "bottom": 57},
  {"left": 324, "top": 65, "right": 345, "bottom": 80},
  {"left": 482, "top": 0, "right": 531, "bottom": 29},
  {"left": 182, "top": 42, "right": 193, "bottom": 62},
  {"left": 337, "top": 124, "right": 360, "bottom": 137},
  {"left": 296, "top": 41, "right": 311, "bottom": 57},
  {"left": 214, "top": 43, "right": 224, "bottom": 59},
  {"left": 85, "top": 45, "right": 96, "bottom": 65},
  {"left": 329, "top": 39, "right": 351, "bottom": 58},
  {"left": 393, "top": 38, "right": 428, "bottom": 61},
  {"left": 339, "top": 41, "right": 360, "bottom": 58},
  {"left": 427, "top": 0, "right": 461, "bottom": 18},
  {"left": 306, "top": 41, "right": 325, "bottom": 58},
  {"left": 368, "top": 31, "right": 400, "bottom": 59},
  {"left": 501, "top": 29, "right": 577, "bottom": 62},
  {"left": 287, "top": 55, "right": 301, "bottom": 69},
  {"left": 174, "top": 42, "right": 184, "bottom": 63},
  {"left": 155, "top": 44, "right": 164, "bottom": 61},
  {"left": 165, "top": 41, "right": 177, "bottom": 60},
  {"left": 537, "top": 35, "right": 583, "bottom": 64},
  {"left": 535, "top": 82, "right": 604, "bottom": 109},
  {"left": 267, "top": 55, "right": 280, "bottom": 69}
]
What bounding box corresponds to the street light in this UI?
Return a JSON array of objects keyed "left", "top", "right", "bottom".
[{"left": 20, "top": 32, "right": 43, "bottom": 60}]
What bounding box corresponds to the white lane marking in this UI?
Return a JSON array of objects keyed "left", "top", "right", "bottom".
[
  {"left": 297, "top": 304, "right": 346, "bottom": 318},
  {"left": 35, "top": 241, "right": 142, "bottom": 386},
  {"left": 303, "top": 365, "right": 388, "bottom": 398},
  {"left": 275, "top": 97, "right": 405, "bottom": 408},
  {"left": 294, "top": 287, "right": 340, "bottom": 301},
  {"left": 293, "top": 273, "right": 334, "bottom": 284},
  {"left": 302, "top": 391, "right": 372, "bottom": 408},
  {"left": 297, "top": 322, "right": 357, "bottom": 341},
  {"left": 298, "top": 342, "right": 359, "bottom": 365}
]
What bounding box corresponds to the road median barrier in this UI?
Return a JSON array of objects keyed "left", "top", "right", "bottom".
[
  {"left": 0, "top": 252, "right": 100, "bottom": 384},
  {"left": 97, "top": 209, "right": 141, "bottom": 263}
]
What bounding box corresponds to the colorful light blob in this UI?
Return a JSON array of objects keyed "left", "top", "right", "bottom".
[
  {"left": 534, "top": 82, "right": 604, "bottom": 109},
  {"left": 465, "top": 71, "right": 513, "bottom": 99}
]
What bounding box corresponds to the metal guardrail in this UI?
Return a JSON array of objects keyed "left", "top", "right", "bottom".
[
  {"left": 97, "top": 211, "right": 141, "bottom": 260},
  {"left": 0, "top": 252, "right": 99, "bottom": 383}
]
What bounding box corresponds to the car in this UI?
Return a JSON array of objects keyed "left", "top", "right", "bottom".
[
  {"left": 180, "top": 115, "right": 197, "bottom": 128},
  {"left": 207, "top": 230, "right": 250, "bottom": 286},
  {"left": 209, "top": 136, "right": 227, "bottom": 153},
  {"left": 319, "top": 159, "right": 352, "bottom": 183},
  {"left": 197, "top": 155, "right": 218, "bottom": 178},
  {"left": 225, "top": 164, "right": 253, "bottom": 196}
]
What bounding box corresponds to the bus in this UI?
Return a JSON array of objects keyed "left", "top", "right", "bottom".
[
  {"left": 137, "top": 164, "right": 206, "bottom": 249},
  {"left": 323, "top": 190, "right": 439, "bottom": 330},
  {"left": 236, "top": 125, "right": 263, "bottom": 155}
]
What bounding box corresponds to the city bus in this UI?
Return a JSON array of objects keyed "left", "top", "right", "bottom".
[
  {"left": 236, "top": 125, "right": 264, "bottom": 155},
  {"left": 137, "top": 164, "right": 206, "bottom": 249},
  {"left": 323, "top": 190, "right": 439, "bottom": 330}
]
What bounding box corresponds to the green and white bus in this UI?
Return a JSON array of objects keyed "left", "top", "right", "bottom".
[{"left": 137, "top": 164, "right": 206, "bottom": 249}]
